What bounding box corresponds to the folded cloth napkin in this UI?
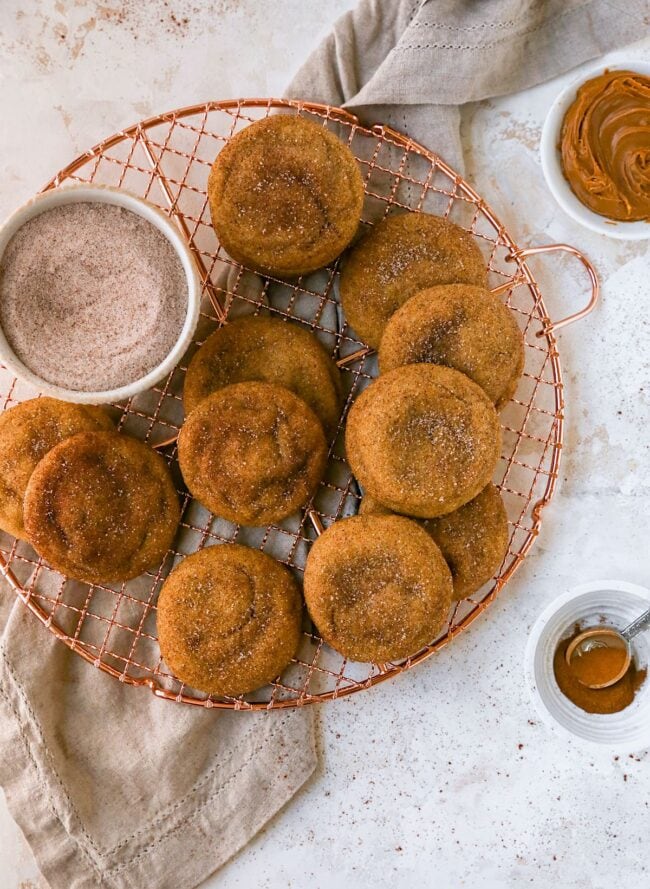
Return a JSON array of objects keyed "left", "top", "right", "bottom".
[
  {"left": 0, "top": 566, "right": 316, "bottom": 889},
  {"left": 287, "top": 0, "right": 648, "bottom": 172},
  {"left": 0, "top": 2, "right": 645, "bottom": 888}
]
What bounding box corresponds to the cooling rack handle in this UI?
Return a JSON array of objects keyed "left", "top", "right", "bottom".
[{"left": 506, "top": 243, "right": 599, "bottom": 337}]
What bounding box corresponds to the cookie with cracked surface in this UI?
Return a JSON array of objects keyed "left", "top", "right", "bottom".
[
  {"left": 184, "top": 315, "right": 343, "bottom": 435},
  {"left": 345, "top": 364, "right": 501, "bottom": 518},
  {"left": 379, "top": 283, "right": 524, "bottom": 408},
  {"left": 23, "top": 431, "right": 179, "bottom": 584},
  {"left": 178, "top": 381, "right": 327, "bottom": 526},
  {"left": 157, "top": 544, "right": 302, "bottom": 696},
  {"left": 208, "top": 115, "right": 364, "bottom": 277},
  {"left": 0, "top": 397, "right": 113, "bottom": 540},
  {"left": 303, "top": 514, "right": 453, "bottom": 663},
  {"left": 360, "top": 484, "right": 509, "bottom": 601},
  {"left": 339, "top": 212, "right": 487, "bottom": 349}
]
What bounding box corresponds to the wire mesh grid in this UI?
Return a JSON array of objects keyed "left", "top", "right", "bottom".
[{"left": 0, "top": 98, "right": 567, "bottom": 710}]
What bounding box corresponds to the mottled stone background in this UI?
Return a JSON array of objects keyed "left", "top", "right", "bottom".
[{"left": 0, "top": 3, "right": 649, "bottom": 888}]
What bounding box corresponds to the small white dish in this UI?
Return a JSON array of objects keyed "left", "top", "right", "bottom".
[
  {"left": 540, "top": 60, "right": 650, "bottom": 240},
  {"left": 0, "top": 183, "right": 201, "bottom": 403},
  {"left": 525, "top": 580, "right": 650, "bottom": 753}
]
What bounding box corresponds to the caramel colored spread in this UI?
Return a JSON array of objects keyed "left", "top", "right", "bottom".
[
  {"left": 568, "top": 643, "right": 628, "bottom": 688},
  {"left": 560, "top": 70, "right": 650, "bottom": 222},
  {"left": 554, "top": 629, "right": 646, "bottom": 715}
]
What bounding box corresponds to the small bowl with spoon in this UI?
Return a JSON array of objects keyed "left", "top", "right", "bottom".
[{"left": 525, "top": 580, "right": 650, "bottom": 752}]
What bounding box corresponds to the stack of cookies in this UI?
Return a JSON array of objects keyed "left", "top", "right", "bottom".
[
  {"left": 0, "top": 397, "right": 179, "bottom": 584},
  {"left": 178, "top": 316, "right": 343, "bottom": 526}
]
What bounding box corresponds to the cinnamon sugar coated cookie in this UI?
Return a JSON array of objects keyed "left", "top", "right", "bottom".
[
  {"left": 184, "top": 316, "right": 343, "bottom": 434},
  {"left": 339, "top": 212, "right": 487, "bottom": 349},
  {"left": 379, "top": 284, "right": 524, "bottom": 408},
  {"left": 178, "top": 381, "right": 328, "bottom": 526},
  {"left": 157, "top": 545, "right": 302, "bottom": 696},
  {"left": 360, "top": 484, "right": 509, "bottom": 600},
  {"left": 0, "top": 397, "right": 113, "bottom": 540},
  {"left": 208, "top": 115, "right": 364, "bottom": 277},
  {"left": 303, "top": 514, "right": 453, "bottom": 662},
  {"left": 23, "top": 431, "right": 179, "bottom": 584},
  {"left": 346, "top": 364, "right": 501, "bottom": 518}
]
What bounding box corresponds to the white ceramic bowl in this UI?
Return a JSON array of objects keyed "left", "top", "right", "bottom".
[
  {"left": 525, "top": 580, "right": 650, "bottom": 753},
  {"left": 540, "top": 60, "right": 650, "bottom": 240},
  {"left": 0, "top": 183, "right": 201, "bottom": 403}
]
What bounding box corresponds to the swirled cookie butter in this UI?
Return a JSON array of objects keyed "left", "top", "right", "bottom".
[{"left": 560, "top": 70, "right": 650, "bottom": 223}]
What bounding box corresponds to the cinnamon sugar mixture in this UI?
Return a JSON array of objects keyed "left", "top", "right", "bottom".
[{"left": 0, "top": 202, "right": 187, "bottom": 392}]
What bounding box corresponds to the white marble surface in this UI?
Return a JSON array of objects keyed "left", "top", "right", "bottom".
[{"left": 1, "top": 3, "right": 649, "bottom": 888}]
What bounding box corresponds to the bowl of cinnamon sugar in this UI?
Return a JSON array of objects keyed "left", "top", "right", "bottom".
[
  {"left": 0, "top": 183, "right": 201, "bottom": 403},
  {"left": 526, "top": 580, "right": 650, "bottom": 752}
]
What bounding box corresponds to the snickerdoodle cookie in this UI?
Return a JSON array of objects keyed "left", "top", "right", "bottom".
[
  {"left": 346, "top": 364, "right": 501, "bottom": 518},
  {"left": 24, "top": 431, "right": 179, "bottom": 583},
  {"left": 360, "top": 483, "right": 509, "bottom": 600},
  {"left": 339, "top": 212, "right": 487, "bottom": 349},
  {"left": 0, "top": 397, "right": 113, "bottom": 540},
  {"left": 379, "top": 283, "right": 524, "bottom": 408},
  {"left": 303, "top": 514, "right": 453, "bottom": 662},
  {"left": 157, "top": 544, "right": 302, "bottom": 696},
  {"left": 178, "top": 381, "right": 327, "bottom": 526},
  {"left": 184, "top": 316, "right": 343, "bottom": 435},
  {"left": 208, "top": 115, "right": 364, "bottom": 277}
]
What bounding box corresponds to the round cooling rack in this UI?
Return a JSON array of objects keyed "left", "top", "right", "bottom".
[{"left": 0, "top": 99, "right": 599, "bottom": 710}]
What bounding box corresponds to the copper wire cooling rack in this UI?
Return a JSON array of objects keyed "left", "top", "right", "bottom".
[{"left": 0, "top": 99, "right": 599, "bottom": 710}]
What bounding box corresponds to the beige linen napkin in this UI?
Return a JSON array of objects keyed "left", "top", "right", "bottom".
[
  {"left": 287, "top": 0, "right": 648, "bottom": 172},
  {"left": 0, "top": 588, "right": 316, "bottom": 889},
  {"left": 1, "top": 2, "right": 646, "bottom": 888}
]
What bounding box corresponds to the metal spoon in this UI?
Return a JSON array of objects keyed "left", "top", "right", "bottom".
[{"left": 565, "top": 606, "right": 650, "bottom": 689}]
